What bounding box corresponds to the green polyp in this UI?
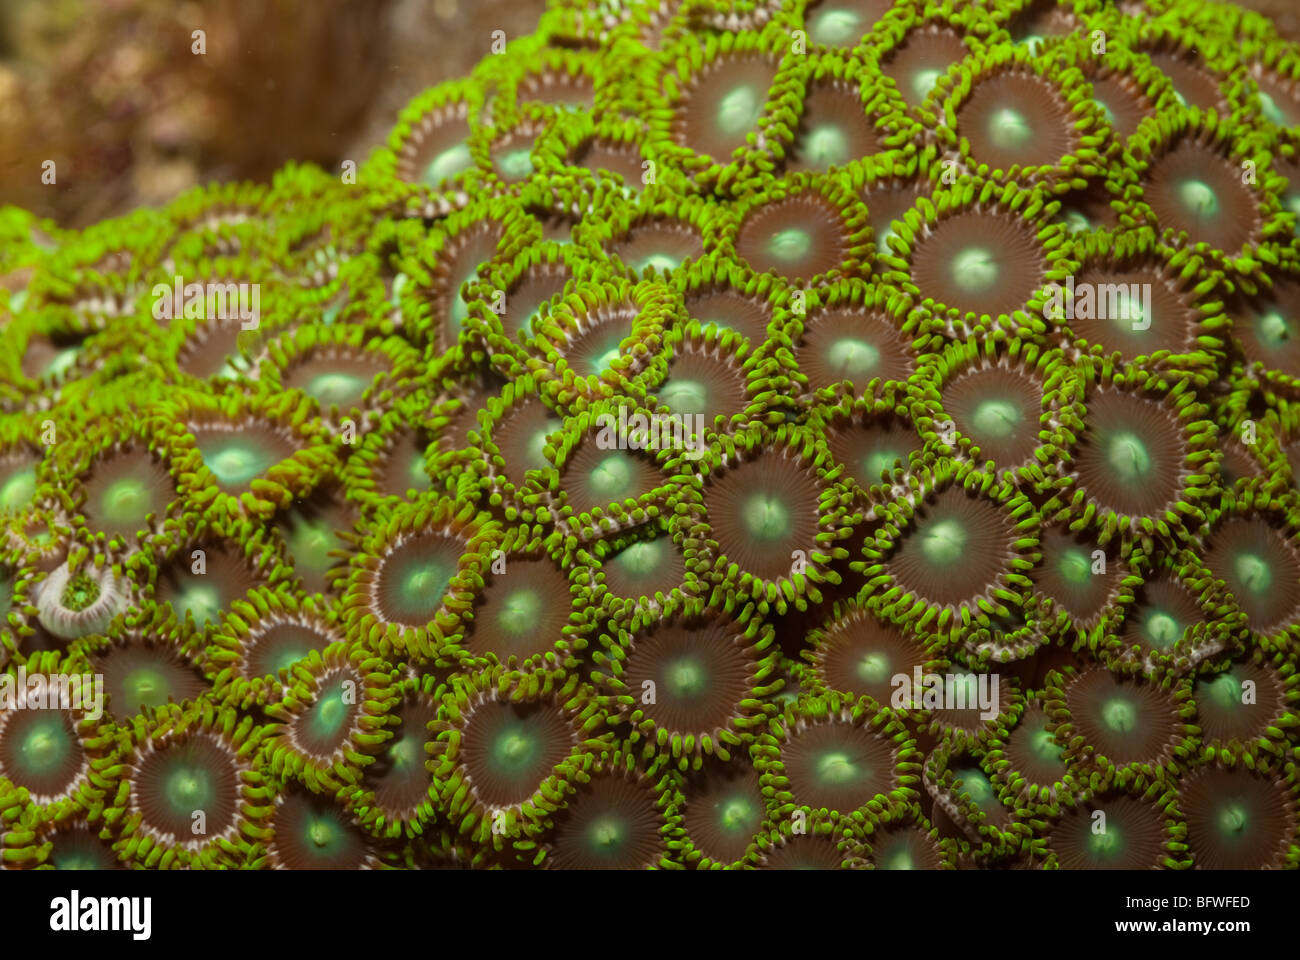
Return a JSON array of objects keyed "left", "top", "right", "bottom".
[
  {"left": 1059, "top": 547, "right": 1093, "bottom": 585},
  {"left": 100, "top": 476, "right": 153, "bottom": 528},
  {"left": 304, "top": 686, "right": 345, "bottom": 738},
  {"left": 1216, "top": 801, "right": 1249, "bottom": 836},
  {"left": 1106, "top": 431, "right": 1151, "bottom": 483},
  {"left": 827, "top": 337, "right": 881, "bottom": 377},
  {"left": 611, "top": 539, "right": 664, "bottom": 578},
  {"left": 665, "top": 656, "right": 707, "bottom": 699},
  {"left": 718, "top": 794, "right": 759, "bottom": 833},
  {"left": 956, "top": 768, "right": 994, "bottom": 807},
  {"left": 636, "top": 252, "right": 682, "bottom": 274},
  {"left": 801, "top": 124, "right": 851, "bottom": 168},
  {"left": 910, "top": 68, "right": 942, "bottom": 103},
  {"left": 808, "top": 9, "right": 862, "bottom": 46},
  {"left": 1030, "top": 727, "right": 1064, "bottom": 765},
  {"left": 587, "top": 815, "right": 626, "bottom": 854},
  {"left": 284, "top": 516, "right": 335, "bottom": 572},
  {"left": 19, "top": 718, "right": 70, "bottom": 775},
  {"left": 122, "top": 668, "right": 173, "bottom": 712},
  {"left": 1259, "top": 90, "right": 1289, "bottom": 127},
  {"left": 387, "top": 732, "right": 421, "bottom": 773},
  {"left": 920, "top": 518, "right": 966, "bottom": 566},
  {"left": 1061, "top": 209, "right": 1092, "bottom": 234},
  {"left": 971, "top": 398, "right": 1022, "bottom": 438},
  {"left": 525, "top": 421, "right": 559, "bottom": 469},
  {"left": 587, "top": 454, "right": 635, "bottom": 499},
  {"left": 1112, "top": 287, "right": 1148, "bottom": 332},
  {"left": 497, "top": 147, "right": 533, "bottom": 180},
  {"left": 765, "top": 228, "right": 813, "bottom": 263},
  {"left": 986, "top": 107, "right": 1033, "bottom": 152},
  {"left": 1205, "top": 671, "right": 1244, "bottom": 711},
  {"left": 1233, "top": 553, "right": 1272, "bottom": 593},
  {"left": 880, "top": 848, "right": 915, "bottom": 869},
  {"left": 856, "top": 651, "right": 891, "bottom": 685},
  {"left": 1087, "top": 824, "right": 1123, "bottom": 859},
  {"left": 816, "top": 751, "right": 861, "bottom": 785},
  {"left": 0, "top": 467, "right": 36, "bottom": 510},
  {"left": 1101, "top": 697, "right": 1137, "bottom": 733},
  {"left": 305, "top": 371, "right": 367, "bottom": 409},
  {"left": 715, "top": 84, "right": 762, "bottom": 138},
  {"left": 306, "top": 816, "right": 339, "bottom": 851},
  {"left": 401, "top": 562, "right": 451, "bottom": 609},
  {"left": 951, "top": 247, "right": 999, "bottom": 292},
  {"left": 863, "top": 448, "right": 904, "bottom": 483},
  {"left": 422, "top": 142, "right": 473, "bottom": 187},
  {"left": 164, "top": 767, "right": 213, "bottom": 814},
  {"left": 175, "top": 583, "right": 222, "bottom": 628},
  {"left": 61, "top": 573, "right": 100, "bottom": 612},
  {"left": 496, "top": 587, "right": 542, "bottom": 635},
  {"left": 742, "top": 493, "right": 792, "bottom": 541},
  {"left": 1177, "top": 179, "right": 1219, "bottom": 218},
  {"left": 1144, "top": 611, "right": 1182, "bottom": 650},
  {"left": 1256, "top": 310, "right": 1291, "bottom": 347},
  {"left": 201, "top": 438, "right": 274, "bottom": 489},
  {"left": 659, "top": 379, "right": 709, "bottom": 416},
  {"left": 490, "top": 725, "right": 541, "bottom": 777}
]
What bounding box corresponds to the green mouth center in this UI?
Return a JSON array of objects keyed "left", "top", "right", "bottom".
[
  {"left": 100, "top": 476, "right": 154, "bottom": 528},
  {"left": 816, "top": 750, "right": 862, "bottom": 785},
  {"left": 665, "top": 656, "right": 707, "bottom": 699},
  {"left": 423, "top": 143, "right": 474, "bottom": 187},
  {"left": 863, "top": 447, "right": 906, "bottom": 483},
  {"left": 716, "top": 85, "right": 763, "bottom": 138},
  {"left": 742, "top": 493, "right": 792, "bottom": 541},
  {"left": 910, "top": 68, "right": 942, "bottom": 103},
  {"left": 611, "top": 539, "right": 664, "bottom": 578},
  {"left": 497, "top": 147, "right": 534, "bottom": 181},
  {"left": 659, "top": 379, "right": 709, "bottom": 416},
  {"left": 201, "top": 440, "right": 275, "bottom": 489},
  {"left": 951, "top": 247, "right": 999, "bottom": 293},
  {"left": 0, "top": 467, "right": 37, "bottom": 510},
  {"left": 1087, "top": 823, "right": 1123, "bottom": 858},
  {"left": 765, "top": 228, "right": 813, "bottom": 262},
  {"left": 401, "top": 562, "right": 452, "bottom": 610},
  {"left": 971, "top": 398, "right": 1023, "bottom": 438},
  {"left": 827, "top": 337, "right": 881, "bottom": 377},
  {"left": 1256, "top": 310, "right": 1291, "bottom": 348},
  {"left": 490, "top": 726, "right": 541, "bottom": 777},
  {"left": 20, "top": 719, "right": 71, "bottom": 774},
  {"left": 808, "top": 9, "right": 863, "bottom": 47},
  {"left": 801, "top": 124, "right": 851, "bottom": 168},
  {"left": 587, "top": 454, "right": 636, "bottom": 499},
  {"left": 856, "top": 651, "right": 891, "bottom": 685},
  {"left": 586, "top": 815, "right": 627, "bottom": 854},
  {"left": 1059, "top": 547, "right": 1093, "bottom": 585},
  {"left": 920, "top": 518, "right": 967, "bottom": 566},
  {"left": 986, "top": 107, "right": 1034, "bottom": 152},
  {"left": 175, "top": 583, "right": 222, "bottom": 628},
  {"left": 61, "top": 573, "right": 100, "bottom": 612},
  {"left": 1216, "top": 800, "right": 1249, "bottom": 837},
  {"left": 1177, "top": 179, "right": 1219, "bottom": 219},
  {"left": 1030, "top": 727, "right": 1064, "bottom": 765},
  {"left": 305, "top": 372, "right": 368, "bottom": 409},
  {"left": 1101, "top": 697, "right": 1137, "bottom": 733},
  {"left": 1232, "top": 552, "right": 1272, "bottom": 593},
  {"left": 1106, "top": 431, "right": 1151, "bottom": 483},
  {"left": 718, "top": 795, "right": 759, "bottom": 833},
  {"left": 1144, "top": 611, "right": 1181, "bottom": 650},
  {"left": 310, "top": 688, "right": 351, "bottom": 740},
  {"left": 122, "top": 667, "right": 174, "bottom": 711},
  {"left": 306, "top": 815, "right": 340, "bottom": 852},
  {"left": 164, "top": 767, "right": 214, "bottom": 814},
  {"left": 496, "top": 587, "right": 542, "bottom": 636}
]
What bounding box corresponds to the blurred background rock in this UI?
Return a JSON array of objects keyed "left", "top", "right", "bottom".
[{"left": 0, "top": 0, "right": 548, "bottom": 227}]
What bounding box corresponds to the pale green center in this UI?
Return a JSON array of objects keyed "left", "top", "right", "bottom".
[
  {"left": 612, "top": 540, "right": 663, "bottom": 577},
  {"left": 1088, "top": 825, "right": 1121, "bottom": 857},
  {"left": 766, "top": 228, "right": 813, "bottom": 262},
  {"left": 716, "top": 85, "right": 762, "bottom": 137},
  {"left": 957, "top": 769, "right": 994, "bottom": 807},
  {"left": 920, "top": 518, "right": 966, "bottom": 566},
  {"left": 1106, "top": 431, "right": 1151, "bottom": 482},
  {"left": 816, "top": 751, "right": 859, "bottom": 784},
  {"left": 659, "top": 379, "right": 709, "bottom": 416},
  {"left": 1259, "top": 90, "right": 1289, "bottom": 127},
  {"left": 856, "top": 651, "right": 891, "bottom": 684},
  {"left": 719, "top": 797, "right": 757, "bottom": 832},
  {"left": 863, "top": 448, "right": 904, "bottom": 483},
  {"left": 101, "top": 477, "right": 151, "bottom": 527},
  {"left": 588, "top": 455, "right": 635, "bottom": 498},
  {"left": 952, "top": 247, "right": 999, "bottom": 292},
  {"left": 808, "top": 9, "right": 862, "bottom": 46},
  {"left": 1256, "top": 310, "right": 1291, "bottom": 348},
  {"left": 636, "top": 252, "right": 683, "bottom": 274},
  {"left": 1030, "top": 727, "right": 1064, "bottom": 764},
  {"left": 666, "top": 657, "right": 706, "bottom": 699},
  {"left": 881, "top": 848, "right": 914, "bottom": 870},
  {"left": 0, "top": 468, "right": 36, "bottom": 510},
  {"left": 1217, "top": 802, "right": 1248, "bottom": 835},
  {"left": 164, "top": 769, "right": 211, "bottom": 812},
  {"left": 1177, "top": 179, "right": 1219, "bottom": 218},
  {"left": 21, "top": 721, "right": 69, "bottom": 773},
  {"left": 1101, "top": 697, "right": 1137, "bottom": 733},
  {"left": 177, "top": 584, "right": 222, "bottom": 627},
  {"left": 986, "top": 107, "right": 1033, "bottom": 152},
  {"left": 306, "top": 372, "right": 367, "bottom": 408},
  {"left": 910, "top": 68, "right": 942, "bottom": 103},
  {"left": 203, "top": 443, "right": 272, "bottom": 488},
  {"left": 1059, "top": 547, "right": 1092, "bottom": 584},
  {"left": 497, "top": 148, "right": 533, "bottom": 180},
  {"left": 526, "top": 421, "right": 560, "bottom": 469},
  {"left": 971, "top": 398, "right": 1022, "bottom": 438},
  {"left": 1233, "top": 553, "right": 1272, "bottom": 593},
  {"left": 423, "top": 143, "right": 474, "bottom": 187},
  {"left": 743, "top": 494, "right": 791, "bottom": 541},
  {"left": 801, "top": 124, "right": 851, "bottom": 168},
  {"left": 1112, "top": 287, "right": 1148, "bottom": 331},
  {"left": 497, "top": 588, "right": 542, "bottom": 635},
  {"left": 827, "top": 337, "right": 880, "bottom": 376},
  {"left": 1144, "top": 611, "right": 1180, "bottom": 649}
]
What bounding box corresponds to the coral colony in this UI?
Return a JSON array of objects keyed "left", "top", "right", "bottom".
[{"left": 1, "top": 0, "right": 1299, "bottom": 871}]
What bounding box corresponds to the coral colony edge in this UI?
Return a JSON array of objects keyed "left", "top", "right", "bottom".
[{"left": 0, "top": 0, "right": 1298, "bottom": 871}]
